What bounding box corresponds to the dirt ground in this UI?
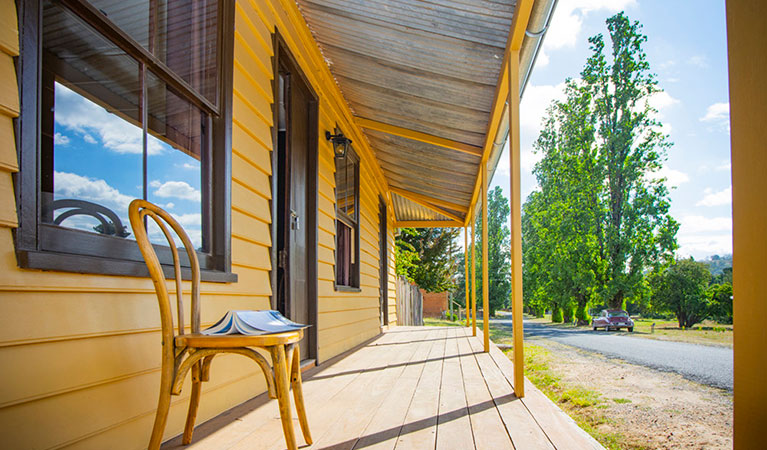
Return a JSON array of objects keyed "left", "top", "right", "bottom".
[{"left": 536, "top": 339, "right": 733, "bottom": 450}]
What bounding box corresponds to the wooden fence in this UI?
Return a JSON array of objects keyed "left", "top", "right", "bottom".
[{"left": 395, "top": 276, "right": 423, "bottom": 326}]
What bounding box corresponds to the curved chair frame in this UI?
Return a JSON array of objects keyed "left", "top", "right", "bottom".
[{"left": 128, "top": 199, "right": 311, "bottom": 450}]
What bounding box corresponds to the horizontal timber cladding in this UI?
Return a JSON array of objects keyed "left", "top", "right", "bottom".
[{"left": 0, "top": 0, "right": 397, "bottom": 448}]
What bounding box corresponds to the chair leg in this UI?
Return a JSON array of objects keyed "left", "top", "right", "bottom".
[
  {"left": 148, "top": 359, "right": 175, "bottom": 450},
  {"left": 270, "top": 345, "right": 297, "bottom": 450},
  {"left": 183, "top": 362, "right": 203, "bottom": 445},
  {"left": 290, "top": 343, "right": 312, "bottom": 445}
]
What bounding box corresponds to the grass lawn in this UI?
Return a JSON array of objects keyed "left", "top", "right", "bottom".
[
  {"left": 526, "top": 314, "right": 733, "bottom": 348},
  {"left": 422, "top": 317, "right": 466, "bottom": 327}
]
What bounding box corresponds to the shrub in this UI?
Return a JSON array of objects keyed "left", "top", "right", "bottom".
[
  {"left": 563, "top": 304, "right": 574, "bottom": 323},
  {"left": 575, "top": 304, "right": 591, "bottom": 324},
  {"left": 552, "top": 307, "right": 564, "bottom": 323}
]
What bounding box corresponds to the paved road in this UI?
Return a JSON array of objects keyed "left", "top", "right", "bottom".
[{"left": 493, "top": 316, "right": 733, "bottom": 390}]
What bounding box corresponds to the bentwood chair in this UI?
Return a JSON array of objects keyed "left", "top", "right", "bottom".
[{"left": 128, "top": 199, "right": 311, "bottom": 450}]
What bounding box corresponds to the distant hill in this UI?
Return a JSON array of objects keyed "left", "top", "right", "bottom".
[{"left": 701, "top": 254, "right": 733, "bottom": 276}]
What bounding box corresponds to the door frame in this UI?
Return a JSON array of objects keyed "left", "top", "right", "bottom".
[
  {"left": 379, "top": 196, "right": 389, "bottom": 326},
  {"left": 270, "top": 31, "right": 319, "bottom": 362}
]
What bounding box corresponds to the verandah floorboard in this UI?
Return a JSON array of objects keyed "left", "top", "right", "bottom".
[
  {"left": 351, "top": 327, "right": 442, "bottom": 450},
  {"left": 306, "top": 328, "right": 435, "bottom": 449},
  {"left": 435, "top": 327, "right": 476, "bottom": 449},
  {"left": 466, "top": 330, "right": 554, "bottom": 450},
  {"left": 456, "top": 327, "right": 514, "bottom": 449},
  {"left": 393, "top": 327, "right": 448, "bottom": 449}
]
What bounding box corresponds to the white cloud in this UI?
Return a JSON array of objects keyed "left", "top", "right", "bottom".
[
  {"left": 696, "top": 186, "right": 732, "bottom": 207},
  {"left": 54, "top": 133, "right": 70, "bottom": 146},
  {"left": 540, "top": 0, "right": 637, "bottom": 59},
  {"left": 679, "top": 215, "right": 732, "bottom": 234},
  {"left": 52, "top": 171, "right": 135, "bottom": 235},
  {"left": 677, "top": 233, "right": 732, "bottom": 260},
  {"left": 54, "top": 83, "right": 164, "bottom": 155},
  {"left": 165, "top": 202, "right": 175, "bottom": 209},
  {"left": 654, "top": 165, "right": 689, "bottom": 188},
  {"left": 687, "top": 55, "right": 709, "bottom": 68},
  {"left": 716, "top": 161, "right": 731, "bottom": 171},
  {"left": 676, "top": 214, "right": 732, "bottom": 259},
  {"left": 178, "top": 162, "right": 200, "bottom": 170},
  {"left": 151, "top": 180, "right": 201, "bottom": 202},
  {"left": 700, "top": 102, "right": 730, "bottom": 133},
  {"left": 649, "top": 90, "right": 679, "bottom": 112},
  {"left": 83, "top": 134, "right": 97, "bottom": 144},
  {"left": 520, "top": 82, "right": 568, "bottom": 132}
]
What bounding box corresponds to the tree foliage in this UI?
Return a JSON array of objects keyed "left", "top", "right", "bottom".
[
  {"left": 650, "top": 258, "right": 712, "bottom": 328},
  {"left": 396, "top": 227, "right": 460, "bottom": 292},
  {"left": 454, "top": 186, "right": 511, "bottom": 316},
  {"left": 522, "top": 13, "right": 678, "bottom": 321}
]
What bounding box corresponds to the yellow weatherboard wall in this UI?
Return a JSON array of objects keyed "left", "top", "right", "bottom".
[
  {"left": 727, "top": 0, "right": 767, "bottom": 448},
  {"left": 0, "top": 0, "right": 397, "bottom": 448}
]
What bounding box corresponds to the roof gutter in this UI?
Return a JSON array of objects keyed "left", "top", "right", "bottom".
[{"left": 483, "top": 0, "right": 558, "bottom": 199}]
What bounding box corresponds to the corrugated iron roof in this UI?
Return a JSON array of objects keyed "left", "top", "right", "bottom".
[
  {"left": 296, "top": 0, "right": 517, "bottom": 225},
  {"left": 391, "top": 192, "right": 451, "bottom": 222}
]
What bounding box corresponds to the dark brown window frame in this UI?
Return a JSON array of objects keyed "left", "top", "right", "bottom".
[
  {"left": 14, "top": 0, "right": 236, "bottom": 282},
  {"left": 334, "top": 144, "right": 360, "bottom": 291}
]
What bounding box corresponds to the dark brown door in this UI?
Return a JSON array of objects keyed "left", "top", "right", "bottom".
[
  {"left": 275, "top": 50, "right": 316, "bottom": 361},
  {"left": 379, "top": 197, "right": 389, "bottom": 326}
]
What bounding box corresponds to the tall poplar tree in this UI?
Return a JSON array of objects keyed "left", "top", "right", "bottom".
[{"left": 523, "top": 12, "right": 678, "bottom": 314}]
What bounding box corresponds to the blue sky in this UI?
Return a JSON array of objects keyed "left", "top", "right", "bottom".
[
  {"left": 53, "top": 83, "right": 203, "bottom": 248},
  {"left": 489, "top": 0, "right": 732, "bottom": 260}
]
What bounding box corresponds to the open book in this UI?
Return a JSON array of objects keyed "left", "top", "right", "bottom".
[{"left": 202, "top": 310, "right": 308, "bottom": 336}]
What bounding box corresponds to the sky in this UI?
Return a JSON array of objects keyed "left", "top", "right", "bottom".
[
  {"left": 52, "top": 82, "right": 203, "bottom": 248},
  {"left": 487, "top": 0, "right": 732, "bottom": 260}
]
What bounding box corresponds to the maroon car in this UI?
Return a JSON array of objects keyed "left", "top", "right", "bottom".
[{"left": 592, "top": 309, "right": 634, "bottom": 332}]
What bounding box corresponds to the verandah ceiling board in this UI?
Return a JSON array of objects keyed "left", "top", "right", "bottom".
[{"left": 296, "top": 0, "right": 517, "bottom": 225}]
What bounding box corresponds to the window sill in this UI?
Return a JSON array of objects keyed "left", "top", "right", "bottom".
[
  {"left": 334, "top": 285, "right": 362, "bottom": 293},
  {"left": 17, "top": 250, "right": 238, "bottom": 283}
]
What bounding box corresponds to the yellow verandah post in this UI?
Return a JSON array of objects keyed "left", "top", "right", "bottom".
[
  {"left": 464, "top": 226, "right": 470, "bottom": 327},
  {"left": 471, "top": 219, "right": 477, "bottom": 336},
  {"left": 508, "top": 49, "right": 525, "bottom": 396},
  {"left": 482, "top": 163, "right": 489, "bottom": 353}
]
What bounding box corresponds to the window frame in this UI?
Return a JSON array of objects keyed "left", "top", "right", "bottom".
[
  {"left": 334, "top": 144, "right": 360, "bottom": 291},
  {"left": 14, "top": 0, "right": 236, "bottom": 282}
]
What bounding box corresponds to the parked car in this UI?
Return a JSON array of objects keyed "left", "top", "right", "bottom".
[{"left": 592, "top": 309, "right": 634, "bottom": 331}]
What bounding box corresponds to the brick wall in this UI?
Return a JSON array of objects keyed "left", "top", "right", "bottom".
[{"left": 421, "top": 290, "right": 448, "bottom": 318}]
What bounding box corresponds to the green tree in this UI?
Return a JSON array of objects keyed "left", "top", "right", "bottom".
[
  {"left": 460, "top": 186, "right": 511, "bottom": 317},
  {"left": 583, "top": 13, "right": 678, "bottom": 307},
  {"left": 394, "top": 228, "right": 420, "bottom": 282},
  {"left": 651, "top": 258, "right": 712, "bottom": 328},
  {"left": 479, "top": 186, "right": 511, "bottom": 316},
  {"left": 521, "top": 13, "right": 678, "bottom": 319},
  {"left": 707, "top": 282, "right": 733, "bottom": 324},
  {"left": 397, "top": 227, "right": 459, "bottom": 292}
]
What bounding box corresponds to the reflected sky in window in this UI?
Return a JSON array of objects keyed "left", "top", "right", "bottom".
[{"left": 52, "top": 82, "right": 203, "bottom": 249}]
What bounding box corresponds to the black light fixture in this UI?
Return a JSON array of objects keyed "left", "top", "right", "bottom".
[{"left": 325, "top": 129, "right": 352, "bottom": 158}]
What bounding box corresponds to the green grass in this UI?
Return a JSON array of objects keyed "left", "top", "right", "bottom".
[
  {"left": 423, "top": 317, "right": 465, "bottom": 327},
  {"left": 490, "top": 323, "right": 643, "bottom": 450},
  {"left": 612, "top": 398, "right": 632, "bottom": 404}
]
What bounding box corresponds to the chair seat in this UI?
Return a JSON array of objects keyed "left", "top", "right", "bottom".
[{"left": 176, "top": 329, "right": 304, "bottom": 348}]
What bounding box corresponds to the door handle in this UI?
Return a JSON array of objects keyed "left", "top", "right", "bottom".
[{"left": 290, "top": 209, "right": 299, "bottom": 230}]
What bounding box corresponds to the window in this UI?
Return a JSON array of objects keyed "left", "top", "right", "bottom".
[
  {"left": 15, "top": 0, "right": 235, "bottom": 281},
  {"left": 334, "top": 145, "right": 360, "bottom": 289}
]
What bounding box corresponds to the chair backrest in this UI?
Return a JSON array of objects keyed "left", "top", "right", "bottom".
[{"left": 129, "top": 199, "right": 201, "bottom": 343}]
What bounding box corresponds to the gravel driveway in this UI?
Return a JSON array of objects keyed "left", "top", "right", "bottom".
[{"left": 493, "top": 315, "right": 734, "bottom": 390}]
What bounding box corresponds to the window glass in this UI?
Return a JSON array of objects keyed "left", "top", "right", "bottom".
[
  {"left": 146, "top": 72, "right": 204, "bottom": 250},
  {"left": 334, "top": 146, "right": 359, "bottom": 287},
  {"left": 86, "top": 0, "right": 219, "bottom": 103},
  {"left": 43, "top": 1, "right": 143, "bottom": 239}
]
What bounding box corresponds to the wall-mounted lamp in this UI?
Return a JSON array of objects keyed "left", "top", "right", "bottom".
[{"left": 325, "top": 129, "right": 352, "bottom": 158}]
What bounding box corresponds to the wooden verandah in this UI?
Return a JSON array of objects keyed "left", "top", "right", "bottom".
[{"left": 162, "top": 326, "right": 602, "bottom": 450}]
